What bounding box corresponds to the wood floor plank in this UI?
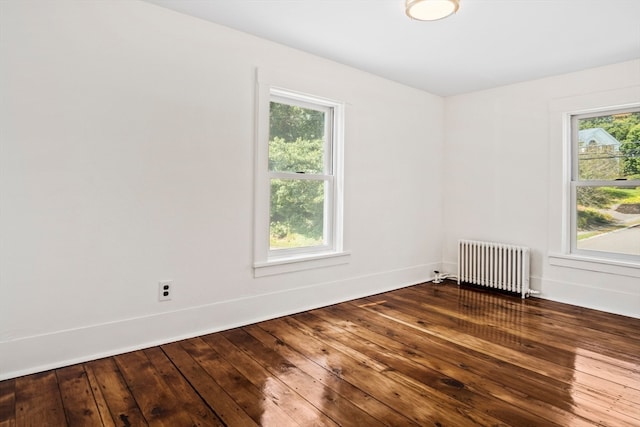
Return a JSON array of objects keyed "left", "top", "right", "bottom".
[
  {"left": 360, "top": 291, "right": 639, "bottom": 402},
  {"left": 84, "top": 357, "right": 148, "bottom": 427},
  {"left": 0, "top": 379, "right": 16, "bottom": 427},
  {"left": 143, "top": 347, "right": 225, "bottom": 427},
  {"left": 160, "top": 341, "right": 259, "bottom": 426},
  {"left": 14, "top": 372, "right": 66, "bottom": 427},
  {"left": 330, "top": 300, "right": 632, "bottom": 426},
  {"left": 390, "top": 288, "right": 640, "bottom": 389},
  {"left": 244, "top": 324, "right": 421, "bottom": 427},
  {"left": 397, "top": 284, "right": 640, "bottom": 387},
  {"left": 200, "top": 332, "right": 339, "bottom": 427},
  {"left": 260, "top": 316, "right": 509, "bottom": 427},
  {"left": 82, "top": 363, "right": 116, "bottom": 427},
  {"left": 316, "top": 302, "right": 598, "bottom": 426},
  {"left": 56, "top": 365, "right": 104, "bottom": 426},
  {"left": 295, "top": 310, "right": 582, "bottom": 427},
  {"left": 431, "top": 283, "right": 640, "bottom": 353},
  {"left": 114, "top": 350, "right": 200, "bottom": 426},
  {"left": 221, "top": 327, "right": 390, "bottom": 427},
  {"left": 328, "top": 300, "right": 574, "bottom": 399},
  {"left": 392, "top": 294, "right": 640, "bottom": 415},
  {"left": 180, "top": 337, "right": 299, "bottom": 426},
  {"left": 292, "top": 310, "right": 563, "bottom": 427},
  {"left": 355, "top": 288, "right": 640, "bottom": 426},
  {"left": 404, "top": 284, "right": 640, "bottom": 364}
]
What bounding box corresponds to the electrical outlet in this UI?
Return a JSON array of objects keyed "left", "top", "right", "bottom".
[{"left": 158, "top": 280, "right": 172, "bottom": 301}]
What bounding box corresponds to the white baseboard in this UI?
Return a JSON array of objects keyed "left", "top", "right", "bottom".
[
  {"left": 533, "top": 276, "right": 640, "bottom": 319},
  {"left": 0, "top": 263, "right": 437, "bottom": 380},
  {"left": 441, "top": 260, "right": 639, "bottom": 319}
]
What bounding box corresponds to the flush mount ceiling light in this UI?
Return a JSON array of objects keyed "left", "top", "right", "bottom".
[{"left": 406, "top": 0, "right": 460, "bottom": 21}]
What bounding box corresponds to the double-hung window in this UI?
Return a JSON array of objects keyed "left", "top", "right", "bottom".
[
  {"left": 254, "top": 84, "right": 347, "bottom": 276},
  {"left": 570, "top": 106, "right": 640, "bottom": 261}
]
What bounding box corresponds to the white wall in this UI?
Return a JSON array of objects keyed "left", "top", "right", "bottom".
[
  {"left": 442, "top": 60, "right": 640, "bottom": 318},
  {"left": 0, "top": 1, "right": 444, "bottom": 379}
]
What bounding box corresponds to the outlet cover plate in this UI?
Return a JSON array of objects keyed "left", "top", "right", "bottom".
[{"left": 158, "top": 280, "right": 172, "bottom": 302}]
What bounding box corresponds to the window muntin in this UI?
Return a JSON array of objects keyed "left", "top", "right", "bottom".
[
  {"left": 571, "top": 107, "right": 640, "bottom": 260},
  {"left": 263, "top": 89, "right": 342, "bottom": 258}
]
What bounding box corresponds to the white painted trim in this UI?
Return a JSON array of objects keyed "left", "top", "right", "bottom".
[
  {"left": 567, "top": 104, "right": 640, "bottom": 263},
  {"left": 0, "top": 263, "right": 437, "bottom": 380},
  {"left": 254, "top": 251, "right": 351, "bottom": 277},
  {"left": 548, "top": 89, "right": 640, "bottom": 258},
  {"left": 548, "top": 253, "right": 640, "bottom": 278},
  {"left": 253, "top": 68, "right": 347, "bottom": 271},
  {"left": 535, "top": 276, "right": 640, "bottom": 319}
]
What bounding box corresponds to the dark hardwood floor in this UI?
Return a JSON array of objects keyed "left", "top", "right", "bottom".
[{"left": 1, "top": 281, "right": 639, "bottom": 426}]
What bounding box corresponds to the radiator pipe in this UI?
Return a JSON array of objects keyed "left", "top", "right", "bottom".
[{"left": 433, "top": 271, "right": 458, "bottom": 284}]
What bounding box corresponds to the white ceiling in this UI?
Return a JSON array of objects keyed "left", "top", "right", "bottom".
[{"left": 144, "top": 0, "right": 640, "bottom": 96}]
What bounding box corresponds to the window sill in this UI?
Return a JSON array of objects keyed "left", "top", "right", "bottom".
[
  {"left": 548, "top": 253, "right": 640, "bottom": 278},
  {"left": 254, "top": 251, "right": 351, "bottom": 278}
]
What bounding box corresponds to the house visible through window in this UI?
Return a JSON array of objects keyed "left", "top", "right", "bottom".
[{"left": 570, "top": 107, "right": 640, "bottom": 260}]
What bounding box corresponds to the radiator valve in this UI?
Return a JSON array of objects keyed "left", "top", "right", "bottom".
[{"left": 433, "top": 271, "right": 457, "bottom": 284}]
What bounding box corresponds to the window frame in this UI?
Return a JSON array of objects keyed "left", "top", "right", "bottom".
[
  {"left": 253, "top": 80, "right": 348, "bottom": 277},
  {"left": 568, "top": 105, "right": 640, "bottom": 263},
  {"left": 268, "top": 92, "right": 335, "bottom": 258}
]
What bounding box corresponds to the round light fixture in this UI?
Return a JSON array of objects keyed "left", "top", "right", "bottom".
[{"left": 406, "top": 0, "right": 460, "bottom": 21}]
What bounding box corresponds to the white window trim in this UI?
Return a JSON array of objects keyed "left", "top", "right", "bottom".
[
  {"left": 548, "top": 253, "right": 640, "bottom": 278},
  {"left": 552, "top": 102, "right": 640, "bottom": 272},
  {"left": 569, "top": 106, "right": 640, "bottom": 263},
  {"left": 253, "top": 70, "right": 349, "bottom": 277}
]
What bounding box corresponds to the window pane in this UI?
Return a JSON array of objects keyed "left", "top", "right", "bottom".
[
  {"left": 269, "top": 102, "right": 326, "bottom": 174},
  {"left": 577, "top": 112, "right": 640, "bottom": 180},
  {"left": 575, "top": 186, "right": 640, "bottom": 256},
  {"left": 270, "top": 178, "right": 325, "bottom": 249}
]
